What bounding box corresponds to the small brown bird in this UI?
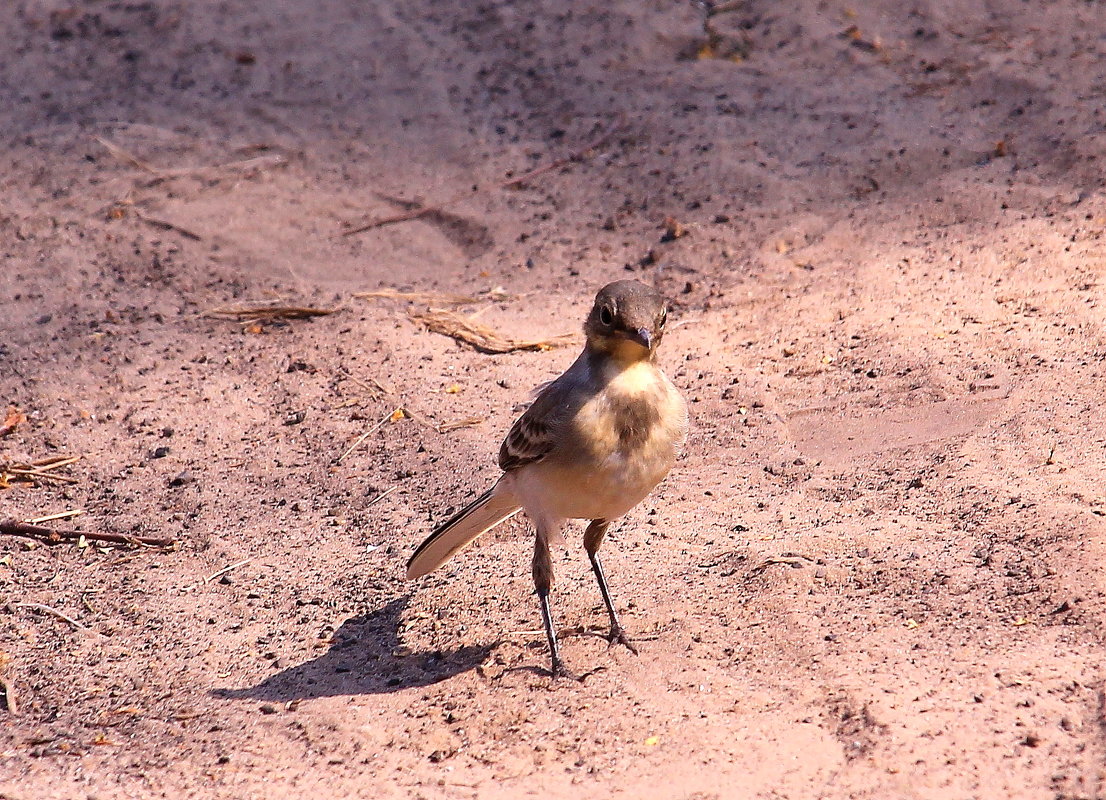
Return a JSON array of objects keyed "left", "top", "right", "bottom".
[{"left": 406, "top": 280, "right": 688, "bottom": 677}]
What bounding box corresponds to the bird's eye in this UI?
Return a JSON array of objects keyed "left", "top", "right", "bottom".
[
  {"left": 599, "top": 305, "right": 614, "bottom": 326},
  {"left": 659, "top": 308, "right": 667, "bottom": 328}
]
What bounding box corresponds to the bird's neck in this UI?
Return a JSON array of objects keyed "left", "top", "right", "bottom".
[{"left": 585, "top": 342, "right": 655, "bottom": 372}]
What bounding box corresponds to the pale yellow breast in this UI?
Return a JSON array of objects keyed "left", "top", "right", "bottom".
[
  {"left": 571, "top": 360, "right": 686, "bottom": 473},
  {"left": 607, "top": 360, "right": 664, "bottom": 395},
  {"left": 511, "top": 357, "right": 687, "bottom": 520}
]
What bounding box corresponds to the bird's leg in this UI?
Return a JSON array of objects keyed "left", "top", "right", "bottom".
[
  {"left": 583, "top": 519, "right": 638, "bottom": 654},
  {"left": 532, "top": 533, "right": 573, "bottom": 678}
]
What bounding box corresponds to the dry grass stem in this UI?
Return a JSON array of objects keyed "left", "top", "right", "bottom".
[
  {"left": 205, "top": 305, "right": 337, "bottom": 323},
  {"left": 337, "top": 407, "right": 404, "bottom": 463},
  {"left": 2, "top": 455, "right": 81, "bottom": 487},
  {"left": 336, "top": 371, "right": 476, "bottom": 436},
  {"left": 131, "top": 208, "right": 203, "bottom": 240},
  {"left": 334, "top": 372, "right": 449, "bottom": 437},
  {"left": 411, "top": 308, "right": 574, "bottom": 354},
  {"left": 143, "top": 153, "right": 287, "bottom": 186},
  {"left": 31, "top": 455, "right": 82, "bottom": 470},
  {"left": 435, "top": 416, "right": 485, "bottom": 433},
  {"left": 337, "top": 369, "right": 388, "bottom": 400},
  {"left": 355, "top": 288, "right": 480, "bottom": 306},
  {"left": 354, "top": 287, "right": 510, "bottom": 307},
  {"left": 203, "top": 557, "right": 253, "bottom": 585},
  {"left": 15, "top": 603, "right": 107, "bottom": 638},
  {"left": 497, "top": 120, "right": 623, "bottom": 190},
  {"left": 95, "top": 136, "right": 160, "bottom": 175},
  {"left": 365, "top": 486, "right": 398, "bottom": 508},
  {"left": 4, "top": 468, "right": 78, "bottom": 484},
  {"left": 393, "top": 405, "right": 436, "bottom": 431},
  {"left": 341, "top": 119, "right": 623, "bottom": 236},
  {"left": 26, "top": 509, "right": 85, "bottom": 525},
  {"left": 97, "top": 135, "right": 288, "bottom": 185}
]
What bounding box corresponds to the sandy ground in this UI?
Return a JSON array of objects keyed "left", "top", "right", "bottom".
[{"left": 2, "top": 1, "right": 1106, "bottom": 798}]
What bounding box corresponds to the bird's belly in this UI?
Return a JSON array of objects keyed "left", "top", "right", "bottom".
[{"left": 517, "top": 438, "right": 677, "bottom": 521}]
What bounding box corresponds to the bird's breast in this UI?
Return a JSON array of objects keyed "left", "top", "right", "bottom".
[
  {"left": 530, "top": 361, "right": 686, "bottom": 519},
  {"left": 580, "top": 361, "right": 686, "bottom": 460}
]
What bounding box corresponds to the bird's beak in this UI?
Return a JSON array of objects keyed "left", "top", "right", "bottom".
[{"left": 629, "top": 327, "right": 653, "bottom": 350}]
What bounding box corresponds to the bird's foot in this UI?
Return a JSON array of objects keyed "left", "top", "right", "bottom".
[
  {"left": 548, "top": 658, "right": 581, "bottom": 681},
  {"left": 607, "top": 626, "right": 639, "bottom": 655}
]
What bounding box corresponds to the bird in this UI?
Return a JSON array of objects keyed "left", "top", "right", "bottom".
[{"left": 406, "top": 280, "right": 688, "bottom": 677}]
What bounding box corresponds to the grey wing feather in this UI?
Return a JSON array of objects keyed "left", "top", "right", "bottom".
[{"left": 498, "top": 379, "right": 570, "bottom": 472}]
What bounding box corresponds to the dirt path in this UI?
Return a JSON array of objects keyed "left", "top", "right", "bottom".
[{"left": 2, "top": 2, "right": 1105, "bottom": 798}]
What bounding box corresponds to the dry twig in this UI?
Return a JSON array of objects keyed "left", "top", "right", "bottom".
[
  {"left": 354, "top": 288, "right": 485, "bottom": 306},
  {"left": 0, "top": 519, "right": 175, "bottom": 548},
  {"left": 337, "top": 407, "right": 404, "bottom": 463},
  {"left": 14, "top": 603, "right": 107, "bottom": 638},
  {"left": 435, "top": 416, "right": 484, "bottom": 433},
  {"left": 1, "top": 455, "right": 81, "bottom": 487},
  {"left": 96, "top": 136, "right": 288, "bottom": 185},
  {"left": 337, "top": 369, "right": 387, "bottom": 400},
  {"left": 411, "top": 308, "right": 574, "bottom": 354},
  {"left": 341, "top": 120, "right": 624, "bottom": 236},
  {"left": 365, "top": 486, "right": 398, "bottom": 508},
  {"left": 95, "top": 136, "right": 160, "bottom": 175},
  {"left": 26, "top": 509, "right": 84, "bottom": 525},
  {"left": 131, "top": 208, "right": 203, "bottom": 240},
  {"left": 205, "top": 305, "right": 337, "bottom": 322},
  {"left": 204, "top": 557, "right": 252, "bottom": 584}
]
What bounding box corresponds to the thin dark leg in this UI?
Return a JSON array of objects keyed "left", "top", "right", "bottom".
[
  {"left": 537, "top": 588, "right": 571, "bottom": 678},
  {"left": 583, "top": 519, "right": 638, "bottom": 654},
  {"left": 533, "top": 534, "right": 573, "bottom": 678}
]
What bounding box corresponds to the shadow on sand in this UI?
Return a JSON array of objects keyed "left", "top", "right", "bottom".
[{"left": 213, "top": 596, "right": 492, "bottom": 701}]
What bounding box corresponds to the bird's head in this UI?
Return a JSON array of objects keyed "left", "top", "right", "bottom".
[{"left": 583, "top": 280, "right": 670, "bottom": 362}]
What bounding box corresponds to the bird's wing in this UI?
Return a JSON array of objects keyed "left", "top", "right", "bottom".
[{"left": 498, "top": 376, "right": 573, "bottom": 472}]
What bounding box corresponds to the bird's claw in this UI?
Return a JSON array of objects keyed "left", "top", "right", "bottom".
[
  {"left": 607, "top": 627, "right": 639, "bottom": 655},
  {"left": 549, "top": 659, "right": 581, "bottom": 681}
]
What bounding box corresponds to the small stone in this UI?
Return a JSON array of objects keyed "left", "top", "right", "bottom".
[{"left": 169, "top": 470, "right": 194, "bottom": 487}]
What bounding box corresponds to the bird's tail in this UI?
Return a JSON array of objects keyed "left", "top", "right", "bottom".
[{"left": 406, "top": 481, "right": 522, "bottom": 579}]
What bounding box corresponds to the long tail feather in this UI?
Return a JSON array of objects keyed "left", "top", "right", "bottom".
[{"left": 406, "top": 482, "right": 522, "bottom": 579}]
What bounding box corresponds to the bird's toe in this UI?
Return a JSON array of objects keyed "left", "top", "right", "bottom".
[{"left": 607, "top": 627, "right": 639, "bottom": 655}]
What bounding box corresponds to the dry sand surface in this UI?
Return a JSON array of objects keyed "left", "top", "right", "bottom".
[{"left": 3, "top": 1, "right": 1106, "bottom": 798}]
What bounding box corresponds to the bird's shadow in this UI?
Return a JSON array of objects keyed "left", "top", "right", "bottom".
[{"left": 212, "top": 596, "right": 492, "bottom": 702}]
